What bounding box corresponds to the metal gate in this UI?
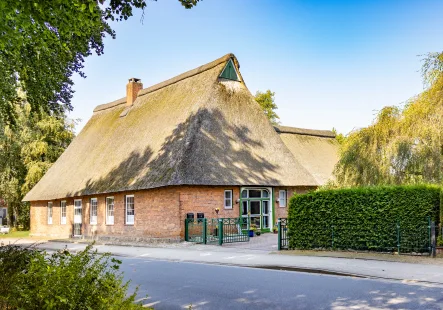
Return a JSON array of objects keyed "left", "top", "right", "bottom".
[
  {"left": 185, "top": 217, "right": 249, "bottom": 245},
  {"left": 278, "top": 218, "right": 288, "bottom": 250}
]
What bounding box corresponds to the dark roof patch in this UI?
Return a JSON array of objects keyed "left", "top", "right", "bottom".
[{"left": 274, "top": 125, "right": 336, "bottom": 138}]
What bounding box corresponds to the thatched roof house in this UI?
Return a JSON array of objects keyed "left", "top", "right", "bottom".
[{"left": 25, "top": 54, "right": 339, "bottom": 241}]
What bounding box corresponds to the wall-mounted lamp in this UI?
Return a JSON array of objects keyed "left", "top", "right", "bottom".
[
  {"left": 236, "top": 199, "right": 240, "bottom": 204},
  {"left": 276, "top": 199, "right": 280, "bottom": 203}
]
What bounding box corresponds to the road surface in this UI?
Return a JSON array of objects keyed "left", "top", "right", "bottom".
[{"left": 120, "top": 257, "right": 443, "bottom": 310}]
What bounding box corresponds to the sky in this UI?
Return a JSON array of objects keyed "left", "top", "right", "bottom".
[{"left": 70, "top": 0, "right": 443, "bottom": 135}]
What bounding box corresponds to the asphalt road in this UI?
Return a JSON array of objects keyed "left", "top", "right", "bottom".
[{"left": 120, "top": 257, "right": 443, "bottom": 310}]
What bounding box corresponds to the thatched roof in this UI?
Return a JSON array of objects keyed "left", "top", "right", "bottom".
[
  {"left": 24, "top": 54, "right": 320, "bottom": 201},
  {"left": 275, "top": 125, "right": 339, "bottom": 185},
  {"left": 274, "top": 125, "right": 336, "bottom": 138}
]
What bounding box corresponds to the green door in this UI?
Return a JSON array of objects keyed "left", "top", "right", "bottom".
[{"left": 240, "top": 188, "right": 271, "bottom": 231}]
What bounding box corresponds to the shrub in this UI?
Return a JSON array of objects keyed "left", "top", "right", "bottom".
[
  {"left": 288, "top": 185, "right": 440, "bottom": 252},
  {"left": 0, "top": 244, "right": 146, "bottom": 310}
]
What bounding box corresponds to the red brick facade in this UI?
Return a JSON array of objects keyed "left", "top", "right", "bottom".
[
  {"left": 30, "top": 185, "right": 314, "bottom": 240},
  {"left": 273, "top": 186, "right": 316, "bottom": 220}
]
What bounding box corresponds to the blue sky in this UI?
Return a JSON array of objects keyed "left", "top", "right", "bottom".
[{"left": 71, "top": 0, "right": 443, "bottom": 134}]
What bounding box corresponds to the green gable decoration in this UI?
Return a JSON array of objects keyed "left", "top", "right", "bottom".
[{"left": 219, "top": 59, "right": 239, "bottom": 81}]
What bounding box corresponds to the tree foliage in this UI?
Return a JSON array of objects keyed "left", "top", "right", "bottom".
[
  {"left": 0, "top": 93, "right": 75, "bottom": 228},
  {"left": 255, "top": 90, "right": 280, "bottom": 125},
  {"left": 0, "top": 0, "right": 199, "bottom": 124},
  {"left": 0, "top": 0, "right": 200, "bottom": 226},
  {"left": 333, "top": 53, "right": 443, "bottom": 187},
  {"left": 0, "top": 244, "right": 146, "bottom": 309}
]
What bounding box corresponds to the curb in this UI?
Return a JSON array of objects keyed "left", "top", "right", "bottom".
[{"left": 10, "top": 242, "right": 443, "bottom": 286}]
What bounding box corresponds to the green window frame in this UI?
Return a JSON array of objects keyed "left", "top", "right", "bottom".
[{"left": 219, "top": 59, "right": 239, "bottom": 81}]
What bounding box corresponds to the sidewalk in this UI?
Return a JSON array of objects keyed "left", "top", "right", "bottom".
[{"left": 3, "top": 237, "right": 443, "bottom": 284}]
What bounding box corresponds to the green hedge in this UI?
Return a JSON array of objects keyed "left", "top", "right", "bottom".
[{"left": 288, "top": 185, "right": 440, "bottom": 252}]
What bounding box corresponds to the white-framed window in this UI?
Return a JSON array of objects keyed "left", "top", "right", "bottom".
[
  {"left": 47, "top": 202, "right": 53, "bottom": 225},
  {"left": 74, "top": 199, "right": 82, "bottom": 224},
  {"left": 90, "top": 198, "right": 98, "bottom": 224},
  {"left": 106, "top": 197, "right": 114, "bottom": 225},
  {"left": 125, "top": 195, "right": 134, "bottom": 225},
  {"left": 279, "top": 190, "right": 287, "bottom": 208},
  {"left": 224, "top": 190, "right": 233, "bottom": 209},
  {"left": 60, "top": 201, "right": 67, "bottom": 225}
]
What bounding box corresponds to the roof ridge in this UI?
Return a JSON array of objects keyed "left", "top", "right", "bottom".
[
  {"left": 94, "top": 53, "right": 237, "bottom": 113},
  {"left": 274, "top": 125, "right": 336, "bottom": 138}
]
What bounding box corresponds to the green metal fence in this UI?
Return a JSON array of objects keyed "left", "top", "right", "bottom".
[
  {"left": 278, "top": 218, "right": 288, "bottom": 250},
  {"left": 185, "top": 217, "right": 249, "bottom": 245},
  {"left": 278, "top": 217, "right": 434, "bottom": 255},
  {"left": 184, "top": 218, "right": 206, "bottom": 243}
]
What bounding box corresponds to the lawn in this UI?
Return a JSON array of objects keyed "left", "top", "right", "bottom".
[
  {"left": 279, "top": 249, "right": 443, "bottom": 265},
  {"left": 0, "top": 230, "right": 30, "bottom": 238}
]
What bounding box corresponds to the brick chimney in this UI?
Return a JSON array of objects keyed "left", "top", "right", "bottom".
[{"left": 126, "top": 78, "right": 143, "bottom": 107}]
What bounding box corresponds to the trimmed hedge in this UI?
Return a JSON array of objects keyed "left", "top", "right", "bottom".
[{"left": 288, "top": 185, "right": 440, "bottom": 252}]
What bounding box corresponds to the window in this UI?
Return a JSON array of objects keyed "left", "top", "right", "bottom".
[
  {"left": 74, "top": 200, "right": 82, "bottom": 224},
  {"left": 90, "top": 198, "right": 98, "bottom": 224},
  {"left": 47, "top": 202, "right": 53, "bottom": 225},
  {"left": 60, "top": 201, "right": 67, "bottom": 225},
  {"left": 248, "top": 189, "right": 261, "bottom": 198},
  {"left": 106, "top": 197, "right": 114, "bottom": 225},
  {"left": 241, "top": 190, "right": 248, "bottom": 198},
  {"left": 262, "top": 201, "right": 270, "bottom": 228},
  {"left": 224, "top": 190, "right": 233, "bottom": 209},
  {"left": 279, "top": 190, "right": 287, "bottom": 208},
  {"left": 241, "top": 189, "right": 269, "bottom": 199},
  {"left": 219, "top": 59, "right": 239, "bottom": 81},
  {"left": 125, "top": 195, "right": 134, "bottom": 225}
]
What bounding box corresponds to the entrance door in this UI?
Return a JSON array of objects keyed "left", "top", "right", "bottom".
[
  {"left": 240, "top": 188, "right": 272, "bottom": 230},
  {"left": 249, "top": 200, "right": 261, "bottom": 229}
]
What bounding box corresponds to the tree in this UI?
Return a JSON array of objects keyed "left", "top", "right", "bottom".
[
  {"left": 332, "top": 128, "right": 346, "bottom": 145},
  {"left": 0, "top": 0, "right": 200, "bottom": 227},
  {"left": 0, "top": 93, "right": 75, "bottom": 228},
  {"left": 0, "top": 0, "right": 200, "bottom": 125},
  {"left": 255, "top": 90, "right": 280, "bottom": 125},
  {"left": 333, "top": 52, "right": 443, "bottom": 187}
]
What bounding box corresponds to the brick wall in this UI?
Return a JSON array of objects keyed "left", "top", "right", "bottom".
[
  {"left": 273, "top": 186, "right": 316, "bottom": 220},
  {"left": 30, "top": 199, "right": 73, "bottom": 238},
  {"left": 31, "top": 187, "right": 181, "bottom": 240},
  {"left": 178, "top": 186, "right": 241, "bottom": 238},
  {"left": 30, "top": 185, "right": 316, "bottom": 240}
]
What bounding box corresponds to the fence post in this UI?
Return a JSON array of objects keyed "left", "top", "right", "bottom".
[
  {"left": 218, "top": 219, "right": 223, "bottom": 246},
  {"left": 203, "top": 218, "right": 207, "bottom": 244},
  {"left": 184, "top": 219, "right": 189, "bottom": 242},
  {"left": 277, "top": 219, "right": 282, "bottom": 251},
  {"left": 431, "top": 220, "right": 436, "bottom": 257},
  {"left": 396, "top": 222, "right": 400, "bottom": 254}
]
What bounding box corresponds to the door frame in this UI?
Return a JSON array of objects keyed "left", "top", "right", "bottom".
[{"left": 239, "top": 187, "right": 273, "bottom": 231}]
